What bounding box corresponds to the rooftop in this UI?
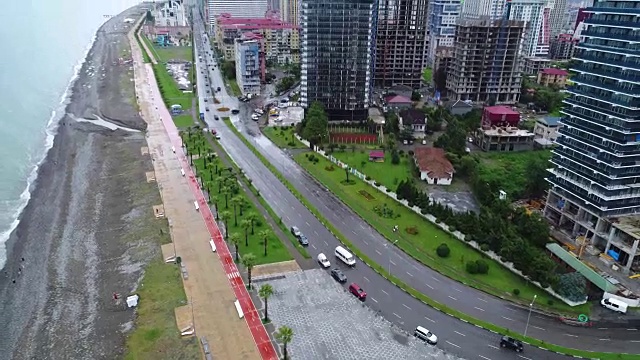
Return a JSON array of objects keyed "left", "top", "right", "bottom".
[
  {"left": 385, "top": 94, "right": 412, "bottom": 104},
  {"left": 369, "top": 150, "right": 384, "bottom": 158},
  {"left": 217, "top": 14, "right": 298, "bottom": 30},
  {"left": 481, "top": 128, "right": 535, "bottom": 137},
  {"left": 413, "top": 147, "right": 454, "bottom": 180},
  {"left": 399, "top": 109, "right": 426, "bottom": 125},
  {"left": 537, "top": 116, "right": 561, "bottom": 127},
  {"left": 485, "top": 106, "right": 519, "bottom": 116},
  {"left": 541, "top": 68, "right": 570, "bottom": 76}
]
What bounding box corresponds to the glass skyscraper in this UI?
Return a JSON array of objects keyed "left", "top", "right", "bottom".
[{"left": 300, "top": 0, "right": 377, "bottom": 120}]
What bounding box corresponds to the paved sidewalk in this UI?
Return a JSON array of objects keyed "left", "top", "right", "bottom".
[{"left": 127, "top": 21, "right": 266, "bottom": 360}]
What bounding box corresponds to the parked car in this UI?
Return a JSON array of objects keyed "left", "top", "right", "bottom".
[
  {"left": 317, "top": 253, "right": 330, "bottom": 268},
  {"left": 500, "top": 336, "right": 523, "bottom": 352},
  {"left": 330, "top": 268, "right": 347, "bottom": 283},
  {"left": 414, "top": 326, "right": 438, "bottom": 345},
  {"left": 298, "top": 234, "right": 309, "bottom": 246},
  {"left": 290, "top": 226, "right": 301, "bottom": 238},
  {"left": 231, "top": 109, "right": 240, "bottom": 114},
  {"left": 348, "top": 283, "right": 366, "bottom": 300},
  {"left": 214, "top": 115, "right": 219, "bottom": 120}
]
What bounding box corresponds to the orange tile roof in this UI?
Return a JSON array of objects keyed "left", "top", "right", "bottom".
[{"left": 413, "top": 147, "right": 454, "bottom": 180}]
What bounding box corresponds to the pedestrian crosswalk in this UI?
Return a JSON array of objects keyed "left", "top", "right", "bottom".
[{"left": 227, "top": 271, "right": 241, "bottom": 280}]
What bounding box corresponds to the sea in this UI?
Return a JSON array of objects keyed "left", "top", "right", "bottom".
[{"left": 0, "top": 0, "right": 142, "bottom": 269}]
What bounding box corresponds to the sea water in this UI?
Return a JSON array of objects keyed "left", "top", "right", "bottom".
[{"left": 0, "top": 0, "right": 142, "bottom": 269}]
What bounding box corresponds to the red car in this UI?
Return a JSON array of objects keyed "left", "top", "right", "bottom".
[{"left": 349, "top": 283, "right": 366, "bottom": 300}]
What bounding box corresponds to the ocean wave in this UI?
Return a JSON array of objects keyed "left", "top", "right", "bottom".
[{"left": 0, "top": 33, "right": 99, "bottom": 270}]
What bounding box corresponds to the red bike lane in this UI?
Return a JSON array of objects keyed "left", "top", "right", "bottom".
[{"left": 146, "top": 65, "right": 278, "bottom": 360}]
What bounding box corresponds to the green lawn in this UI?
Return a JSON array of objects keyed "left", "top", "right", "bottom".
[
  {"left": 181, "top": 131, "right": 292, "bottom": 265},
  {"left": 173, "top": 114, "right": 193, "bottom": 128},
  {"left": 295, "top": 151, "right": 589, "bottom": 315},
  {"left": 262, "top": 126, "right": 307, "bottom": 149},
  {"left": 228, "top": 79, "right": 242, "bottom": 97},
  {"left": 331, "top": 149, "right": 413, "bottom": 190},
  {"left": 124, "top": 259, "right": 200, "bottom": 360}
]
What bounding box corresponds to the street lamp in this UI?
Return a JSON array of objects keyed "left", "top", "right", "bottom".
[
  {"left": 524, "top": 294, "right": 537, "bottom": 337},
  {"left": 384, "top": 240, "right": 399, "bottom": 276}
]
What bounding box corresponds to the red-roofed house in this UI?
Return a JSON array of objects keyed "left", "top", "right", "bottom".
[
  {"left": 215, "top": 14, "right": 300, "bottom": 65},
  {"left": 369, "top": 150, "right": 384, "bottom": 162},
  {"left": 413, "top": 147, "right": 454, "bottom": 185},
  {"left": 537, "top": 68, "right": 570, "bottom": 88},
  {"left": 481, "top": 106, "right": 520, "bottom": 129},
  {"left": 385, "top": 95, "right": 413, "bottom": 110}
]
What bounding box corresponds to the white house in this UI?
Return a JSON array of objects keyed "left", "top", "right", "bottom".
[
  {"left": 533, "top": 116, "right": 561, "bottom": 142},
  {"left": 413, "top": 147, "right": 454, "bottom": 185},
  {"left": 399, "top": 109, "right": 427, "bottom": 136}
]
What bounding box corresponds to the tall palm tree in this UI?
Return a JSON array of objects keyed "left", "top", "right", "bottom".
[
  {"left": 230, "top": 196, "right": 243, "bottom": 227},
  {"left": 241, "top": 253, "right": 257, "bottom": 289},
  {"left": 220, "top": 210, "right": 232, "bottom": 240},
  {"left": 275, "top": 326, "right": 294, "bottom": 360},
  {"left": 236, "top": 196, "right": 247, "bottom": 216},
  {"left": 209, "top": 195, "right": 219, "bottom": 219},
  {"left": 240, "top": 219, "right": 252, "bottom": 247},
  {"left": 216, "top": 176, "right": 225, "bottom": 193},
  {"left": 259, "top": 230, "right": 270, "bottom": 257},
  {"left": 258, "top": 284, "right": 274, "bottom": 322},
  {"left": 221, "top": 186, "right": 231, "bottom": 209},
  {"left": 229, "top": 232, "right": 241, "bottom": 262},
  {"left": 246, "top": 212, "right": 258, "bottom": 235}
]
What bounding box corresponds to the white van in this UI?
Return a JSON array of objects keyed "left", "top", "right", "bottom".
[
  {"left": 601, "top": 298, "right": 628, "bottom": 314},
  {"left": 335, "top": 246, "right": 356, "bottom": 266}
]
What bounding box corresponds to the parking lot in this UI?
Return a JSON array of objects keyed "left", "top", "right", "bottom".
[{"left": 258, "top": 269, "right": 462, "bottom": 360}]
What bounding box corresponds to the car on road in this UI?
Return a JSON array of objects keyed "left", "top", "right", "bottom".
[
  {"left": 205, "top": 107, "right": 209, "bottom": 111},
  {"left": 330, "top": 268, "right": 347, "bottom": 283},
  {"left": 231, "top": 109, "right": 240, "bottom": 114},
  {"left": 214, "top": 134, "right": 221, "bottom": 140},
  {"left": 414, "top": 326, "right": 438, "bottom": 345},
  {"left": 217, "top": 87, "right": 221, "bottom": 92},
  {"left": 500, "top": 336, "right": 523, "bottom": 352},
  {"left": 348, "top": 283, "right": 366, "bottom": 300},
  {"left": 214, "top": 115, "right": 219, "bottom": 120},
  {"left": 317, "top": 253, "right": 330, "bottom": 268},
  {"left": 290, "top": 226, "right": 301, "bottom": 237},
  {"left": 298, "top": 234, "right": 309, "bottom": 246}
]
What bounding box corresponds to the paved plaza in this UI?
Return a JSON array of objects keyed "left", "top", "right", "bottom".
[{"left": 261, "top": 269, "right": 460, "bottom": 360}]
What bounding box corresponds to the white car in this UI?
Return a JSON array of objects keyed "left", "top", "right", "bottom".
[
  {"left": 414, "top": 326, "right": 438, "bottom": 345},
  {"left": 317, "top": 253, "right": 330, "bottom": 268}
]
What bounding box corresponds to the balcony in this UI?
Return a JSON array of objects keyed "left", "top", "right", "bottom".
[
  {"left": 576, "top": 42, "right": 640, "bottom": 56},
  {"left": 559, "top": 126, "right": 640, "bottom": 155},
  {"left": 576, "top": 52, "right": 640, "bottom": 71},
  {"left": 572, "top": 76, "right": 640, "bottom": 96},
  {"left": 585, "top": 7, "right": 640, "bottom": 15},
  {"left": 564, "top": 88, "right": 640, "bottom": 111},
  {"left": 584, "top": 19, "right": 640, "bottom": 29},
  {"left": 581, "top": 29, "right": 640, "bottom": 42},
  {"left": 572, "top": 64, "right": 640, "bottom": 83}
]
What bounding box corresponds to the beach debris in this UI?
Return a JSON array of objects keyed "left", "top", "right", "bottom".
[{"left": 126, "top": 294, "right": 139, "bottom": 308}]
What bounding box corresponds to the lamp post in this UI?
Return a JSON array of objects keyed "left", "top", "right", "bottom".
[
  {"left": 384, "top": 240, "right": 399, "bottom": 276},
  {"left": 524, "top": 294, "right": 537, "bottom": 337}
]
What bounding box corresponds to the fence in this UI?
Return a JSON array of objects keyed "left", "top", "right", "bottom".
[{"left": 329, "top": 133, "right": 378, "bottom": 144}]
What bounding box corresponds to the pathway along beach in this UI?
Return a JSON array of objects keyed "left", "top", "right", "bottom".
[{"left": 0, "top": 6, "right": 164, "bottom": 359}]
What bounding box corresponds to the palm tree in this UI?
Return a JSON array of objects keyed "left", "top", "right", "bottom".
[
  {"left": 236, "top": 196, "right": 247, "bottom": 216},
  {"left": 240, "top": 219, "right": 252, "bottom": 247},
  {"left": 246, "top": 212, "right": 258, "bottom": 235},
  {"left": 229, "top": 232, "right": 241, "bottom": 262},
  {"left": 275, "top": 326, "right": 294, "bottom": 360},
  {"left": 258, "top": 284, "right": 274, "bottom": 322},
  {"left": 259, "top": 230, "right": 270, "bottom": 257},
  {"left": 216, "top": 176, "right": 225, "bottom": 193},
  {"left": 241, "top": 253, "right": 257, "bottom": 289},
  {"left": 230, "top": 196, "right": 243, "bottom": 227},
  {"left": 209, "top": 195, "right": 219, "bottom": 219},
  {"left": 221, "top": 186, "right": 231, "bottom": 209},
  {"left": 220, "top": 210, "right": 232, "bottom": 240}
]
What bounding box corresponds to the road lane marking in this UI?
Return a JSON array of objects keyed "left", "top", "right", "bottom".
[
  {"left": 446, "top": 341, "right": 460, "bottom": 348},
  {"left": 598, "top": 328, "right": 608, "bottom": 330},
  {"left": 474, "top": 307, "right": 485, "bottom": 312},
  {"left": 501, "top": 316, "right": 514, "bottom": 321},
  {"left": 517, "top": 356, "right": 532, "bottom": 360},
  {"left": 389, "top": 260, "right": 397, "bottom": 266},
  {"left": 393, "top": 313, "right": 402, "bottom": 319},
  {"left": 362, "top": 240, "right": 369, "bottom": 245},
  {"left": 478, "top": 298, "right": 488, "bottom": 303},
  {"left": 360, "top": 224, "right": 366, "bottom": 229},
  {"left": 425, "top": 283, "right": 434, "bottom": 289},
  {"left": 479, "top": 355, "right": 491, "bottom": 360},
  {"left": 506, "top": 308, "right": 517, "bottom": 312},
  {"left": 375, "top": 249, "right": 382, "bottom": 255},
  {"left": 314, "top": 230, "right": 319, "bottom": 236},
  {"left": 324, "top": 240, "right": 328, "bottom": 246},
  {"left": 631, "top": 340, "right": 640, "bottom": 343},
  {"left": 454, "top": 288, "right": 462, "bottom": 293},
  {"left": 627, "top": 328, "right": 638, "bottom": 331},
  {"left": 406, "top": 272, "right": 414, "bottom": 277},
  {"left": 425, "top": 316, "right": 435, "bottom": 323},
  {"left": 488, "top": 345, "right": 499, "bottom": 350},
  {"left": 363, "top": 277, "right": 370, "bottom": 282},
  {"left": 454, "top": 331, "right": 466, "bottom": 337},
  {"left": 448, "top": 296, "right": 457, "bottom": 301},
  {"left": 306, "top": 221, "right": 310, "bottom": 226},
  {"left": 371, "top": 297, "right": 378, "bottom": 303},
  {"left": 431, "top": 276, "right": 441, "bottom": 283},
  {"left": 531, "top": 326, "right": 545, "bottom": 331},
  {"left": 352, "top": 230, "right": 357, "bottom": 235},
  {"left": 599, "top": 339, "right": 610, "bottom": 341},
  {"left": 311, "top": 244, "right": 316, "bottom": 249},
  {"left": 564, "top": 334, "right": 578, "bottom": 337},
  {"left": 381, "top": 289, "right": 389, "bottom": 296},
  {"left": 403, "top": 304, "right": 411, "bottom": 310}
]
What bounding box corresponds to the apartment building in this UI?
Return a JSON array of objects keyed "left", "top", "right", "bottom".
[
  {"left": 427, "top": 0, "right": 461, "bottom": 67},
  {"left": 280, "top": 0, "right": 299, "bottom": 25},
  {"left": 215, "top": 14, "right": 299, "bottom": 64},
  {"left": 155, "top": 0, "right": 188, "bottom": 27},
  {"left": 550, "top": 33, "right": 578, "bottom": 60},
  {"left": 446, "top": 18, "right": 525, "bottom": 103},
  {"left": 300, "top": 0, "right": 376, "bottom": 121},
  {"left": 375, "top": 0, "right": 429, "bottom": 88},
  {"left": 549, "top": 0, "right": 568, "bottom": 38},
  {"left": 544, "top": 1, "right": 640, "bottom": 275},
  {"left": 508, "top": 0, "right": 549, "bottom": 57},
  {"left": 206, "top": 0, "right": 269, "bottom": 31},
  {"left": 235, "top": 34, "right": 265, "bottom": 94},
  {"left": 460, "top": 0, "right": 505, "bottom": 20},
  {"left": 537, "top": 68, "right": 570, "bottom": 87}
]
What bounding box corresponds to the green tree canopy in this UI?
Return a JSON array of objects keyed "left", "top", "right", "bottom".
[{"left": 302, "top": 102, "right": 329, "bottom": 144}]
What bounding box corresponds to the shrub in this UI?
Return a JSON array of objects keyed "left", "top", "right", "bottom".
[
  {"left": 287, "top": 141, "right": 296, "bottom": 146},
  {"left": 405, "top": 226, "right": 419, "bottom": 235},
  {"left": 391, "top": 152, "right": 400, "bottom": 165},
  {"left": 480, "top": 243, "right": 490, "bottom": 252},
  {"left": 398, "top": 150, "right": 405, "bottom": 156},
  {"left": 466, "top": 261, "right": 479, "bottom": 274},
  {"left": 513, "top": 288, "right": 520, "bottom": 296},
  {"left": 365, "top": 176, "right": 371, "bottom": 181},
  {"left": 475, "top": 259, "right": 489, "bottom": 274},
  {"left": 374, "top": 181, "right": 380, "bottom": 187},
  {"left": 448, "top": 226, "right": 456, "bottom": 232},
  {"left": 436, "top": 243, "right": 450, "bottom": 258},
  {"left": 547, "top": 299, "right": 554, "bottom": 306},
  {"left": 408, "top": 150, "right": 414, "bottom": 156}
]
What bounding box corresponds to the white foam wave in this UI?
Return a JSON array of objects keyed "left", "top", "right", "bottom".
[{"left": 0, "top": 33, "right": 99, "bottom": 270}]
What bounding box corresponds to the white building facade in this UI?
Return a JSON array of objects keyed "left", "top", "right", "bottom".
[
  {"left": 155, "top": 0, "right": 188, "bottom": 27},
  {"left": 460, "top": 0, "right": 505, "bottom": 20},
  {"left": 207, "top": 0, "right": 269, "bottom": 31},
  {"left": 508, "top": 0, "right": 548, "bottom": 57}
]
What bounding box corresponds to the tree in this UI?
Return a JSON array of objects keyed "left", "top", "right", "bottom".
[
  {"left": 345, "top": 167, "right": 350, "bottom": 183},
  {"left": 555, "top": 272, "right": 587, "bottom": 302},
  {"left": 209, "top": 195, "right": 220, "bottom": 219},
  {"left": 259, "top": 284, "right": 274, "bottom": 322},
  {"left": 384, "top": 112, "right": 400, "bottom": 135},
  {"left": 230, "top": 232, "right": 241, "bottom": 262},
  {"left": 221, "top": 186, "right": 231, "bottom": 209},
  {"left": 230, "top": 196, "right": 243, "bottom": 227},
  {"left": 220, "top": 210, "right": 232, "bottom": 240},
  {"left": 524, "top": 157, "right": 550, "bottom": 198},
  {"left": 241, "top": 219, "right": 252, "bottom": 247},
  {"left": 246, "top": 212, "right": 258, "bottom": 235},
  {"left": 241, "top": 253, "right": 257, "bottom": 289},
  {"left": 301, "top": 102, "right": 329, "bottom": 144},
  {"left": 275, "top": 326, "right": 294, "bottom": 360},
  {"left": 276, "top": 76, "right": 296, "bottom": 93},
  {"left": 221, "top": 61, "right": 236, "bottom": 80},
  {"left": 434, "top": 119, "right": 467, "bottom": 156},
  {"left": 259, "top": 230, "right": 270, "bottom": 257},
  {"left": 411, "top": 91, "right": 421, "bottom": 102}
]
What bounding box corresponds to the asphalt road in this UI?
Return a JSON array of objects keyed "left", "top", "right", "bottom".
[{"left": 190, "top": 13, "right": 637, "bottom": 359}]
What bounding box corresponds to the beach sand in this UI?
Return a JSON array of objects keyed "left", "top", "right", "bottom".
[{"left": 0, "top": 6, "right": 164, "bottom": 360}]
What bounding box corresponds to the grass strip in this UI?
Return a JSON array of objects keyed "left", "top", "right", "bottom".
[
  {"left": 223, "top": 118, "right": 640, "bottom": 360},
  {"left": 262, "top": 126, "right": 307, "bottom": 149}
]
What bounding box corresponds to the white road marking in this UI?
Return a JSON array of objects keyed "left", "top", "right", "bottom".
[
  {"left": 448, "top": 296, "right": 457, "bottom": 301},
  {"left": 403, "top": 304, "right": 411, "bottom": 310},
  {"left": 474, "top": 307, "right": 485, "bottom": 312},
  {"left": 393, "top": 312, "right": 402, "bottom": 319},
  {"left": 406, "top": 272, "right": 414, "bottom": 277},
  {"left": 314, "top": 230, "right": 319, "bottom": 236},
  {"left": 424, "top": 316, "right": 435, "bottom": 323},
  {"left": 487, "top": 345, "right": 499, "bottom": 350},
  {"left": 324, "top": 240, "right": 328, "bottom": 246},
  {"left": 517, "top": 356, "right": 532, "bottom": 360},
  {"left": 375, "top": 249, "right": 382, "bottom": 255},
  {"left": 381, "top": 289, "right": 389, "bottom": 296},
  {"left": 425, "top": 283, "right": 434, "bottom": 289},
  {"left": 306, "top": 221, "right": 310, "bottom": 226},
  {"left": 454, "top": 331, "right": 466, "bottom": 337},
  {"left": 627, "top": 328, "right": 638, "bottom": 331},
  {"left": 362, "top": 240, "right": 369, "bottom": 245},
  {"left": 506, "top": 308, "right": 517, "bottom": 312},
  {"left": 431, "top": 276, "right": 441, "bottom": 283},
  {"left": 531, "top": 326, "right": 545, "bottom": 331},
  {"left": 352, "top": 230, "right": 357, "bottom": 235},
  {"left": 446, "top": 341, "right": 460, "bottom": 348},
  {"left": 360, "top": 224, "right": 366, "bottom": 229},
  {"left": 371, "top": 297, "right": 378, "bottom": 303},
  {"left": 479, "top": 355, "right": 492, "bottom": 360},
  {"left": 598, "top": 328, "right": 608, "bottom": 330},
  {"left": 478, "top": 298, "right": 488, "bottom": 303},
  {"left": 501, "top": 316, "right": 514, "bottom": 321},
  {"left": 599, "top": 339, "right": 610, "bottom": 341},
  {"left": 389, "top": 260, "right": 397, "bottom": 266},
  {"left": 631, "top": 340, "right": 640, "bottom": 343},
  {"left": 311, "top": 244, "right": 316, "bottom": 249},
  {"left": 454, "top": 288, "right": 463, "bottom": 293},
  {"left": 363, "top": 277, "right": 370, "bottom": 282},
  {"left": 564, "top": 334, "right": 578, "bottom": 337}
]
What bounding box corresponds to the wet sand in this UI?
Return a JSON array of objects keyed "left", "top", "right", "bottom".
[{"left": 0, "top": 6, "right": 165, "bottom": 360}]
